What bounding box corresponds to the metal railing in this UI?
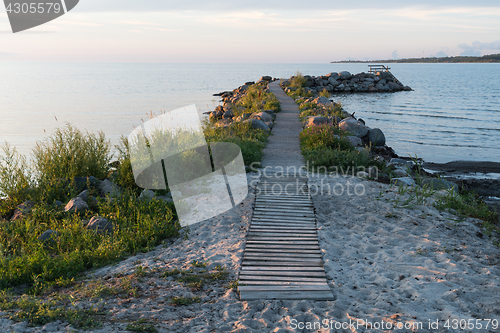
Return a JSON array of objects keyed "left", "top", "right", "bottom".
[{"left": 368, "top": 65, "right": 403, "bottom": 85}]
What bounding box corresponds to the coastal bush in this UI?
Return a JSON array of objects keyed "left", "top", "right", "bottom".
[
  {"left": 234, "top": 83, "right": 281, "bottom": 115},
  {"left": 33, "top": 124, "right": 111, "bottom": 183},
  {"left": 113, "top": 135, "right": 142, "bottom": 195},
  {"left": 0, "top": 144, "right": 34, "bottom": 216},
  {"left": 204, "top": 120, "right": 268, "bottom": 168},
  {"left": 289, "top": 71, "right": 307, "bottom": 88}
]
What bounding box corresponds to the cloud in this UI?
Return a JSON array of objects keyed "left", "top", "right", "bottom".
[
  {"left": 391, "top": 50, "right": 399, "bottom": 59},
  {"left": 75, "top": 0, "right": 500, "bottom": 12},
  {"left": 433, "top": 51, "right": 448, "bottom": 57},
  {"left": 458, "top": 40, "right": 500, "bottom": 56}
]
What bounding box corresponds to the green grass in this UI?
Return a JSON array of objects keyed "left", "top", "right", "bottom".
[
  {"left": 126, "top": 318, "right": 158, "bottom": 333},
  {"left": 233, "top": 82, "right": 281, "bottom": 116},
  {"left": 170, "top": 296, "right": 201, "bottom": 306},
  {"left": 33, "top": 123, "right": 111, "bottom": 183}
]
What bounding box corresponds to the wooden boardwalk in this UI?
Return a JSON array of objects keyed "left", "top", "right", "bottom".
[{"left": 238, "top": 174, "right": 334, "bottom": 301}]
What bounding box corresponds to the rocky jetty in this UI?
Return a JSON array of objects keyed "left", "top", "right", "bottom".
[
  {"left": 207, "top": 76, "right": 278, "bottom": 131},
  {"left": 282, "top": 70, "right": 412, "bottom": 94}
]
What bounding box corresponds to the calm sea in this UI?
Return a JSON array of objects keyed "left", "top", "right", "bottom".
[{"left": 0, "top": 62, "right": 499, "bottom": 163}]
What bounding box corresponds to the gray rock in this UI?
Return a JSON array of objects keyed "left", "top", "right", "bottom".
[
  {"left": 390, "top": 158, "right": 414, "bottom": 167},
  {"left": 391, "top": 177, "right": 416, "bottom": 187},
  {"left": 328, "top": 77, "right": 340, "bottom": 87},
  {"left": 338, "top": 117, "right": 370, "bottom": 138},
  {"left": 244, "top": 119, "right": 270, "bottom": 132},
  {"left": 86, "top": 216, "right": 113, "bottom": 235},
  {"left": 312, "top": 96, "right": 332, "bottom": 106},
  {"left": 335, "top": 84, "right": 345, "bottom": 91},
  {"left": 38, "top": 229, "right": 58, "bottom": 244},
  {"left": 99, "top": 179, "right": 122, "bottom": 198},
  {"left": 10, "top": 200, "right": 35, "bottom": 221},
  {"left": 77, "top": 190, "right": 89, "bottom": 202},
  {"left": 345, "top": 136, "right": 363, "bottom": 147},
  {"left": 259, "top": 75, "right": 272, "bottom": 82},
  {"left": 209, "top": 110, "right": 223, "bottom": 122},
  {"left": 139, "top": 189, "right": 155, "bottom": 200},
  {"left": 422, "top": 178, "right": 458, "bottom": 191},
  {"left": 304, "top": 116, "right": 332, "bottom": 129},
  {"left": 368, "top": 128, "right": 386, "bottom": 146},
  {"left": 64, "top": 197, "right": 89, "bottom": 212},
  {"left": 338, "top": 71, "right": 352, "bottom": 80},
  {"left": 214, "top": 119, "right": 233, "bottom": 128},
  {"left": 54, "top": 200, "right": 63, "bottom": 207},
  {"left": 251, "top": 112, "right": 273, "bottom": 123},
  {"left": 265, "top": 121, "right": 274, "bottom": 129},
  {"left": 264, "top": 110, "right": 276, "bottom": 120},
  {"left": 223, "top": 110, "right": 234, "bottom": 119}
]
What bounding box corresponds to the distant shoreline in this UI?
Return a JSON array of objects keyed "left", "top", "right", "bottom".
[{"left": 331, "top": 53, "right": 500, "bottom": 64}]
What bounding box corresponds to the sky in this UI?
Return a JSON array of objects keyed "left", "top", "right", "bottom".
[{"left": 1, "top": 1, "right": 500, "bottom": 62}]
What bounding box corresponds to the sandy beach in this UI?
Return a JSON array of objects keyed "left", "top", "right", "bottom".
[{"left": 1, "top": 171, "right": 499, "bottom": 333}]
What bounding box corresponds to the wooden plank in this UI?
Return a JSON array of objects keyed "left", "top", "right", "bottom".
[
  {"left": 240, "top": 266, "right": 324, "bottom": 271},
  {"left": 238, "top": 281, "right": 327, "bottom": 286},
  {"left": 246, "top": 241, "right": 319, "bottom": 246},
  {"left": 243, "top": 252, "right": 321, "bottom": 258},
  {"left": 248, "top": 226, "right": 316, "bottom": 235},
  {"left": 239, "top": 270, "right": 325, "bottom": 277},
  {"left": 239, "top": 290, "right": 334, "bottom": 301},
  {"left": 245, "top": 244, "right": 320, "bottom": 250},
  {"left": 255, "top": 198, "right": 312, "bottom": 203},
  {"left": 251, "top": 218, "right": 316, "bottom": 223},
  {"left": 244, "top": 256, "right": 322, "bottom": 263},
  {"left": 254, "top": 208, "right": 314, "bottom": 214},
  {"left": 250, "top": 225, "right": 316, "bottom": 230},
  {"left": 244, "top": 249, "right": 321, "bottom": 255},
  {"left": 238, "top": 285, "right": 331, "bottom": 292},
  {"left": 257, "top": 193, "right": 311, "bottom": 201},
  {"left": 251, "top": 221, "right": 316, "bottom": 226},
  {"left": 253, "top": 213, "right": 315, "bottom": 218},
  {"left": 252, "top": 216, "right": 316, "bottom": 222},
  {"left": 239, "top": 276, "right": 327, "bottom": 282},
  {"left": 242, "top": 261, "right": 322, "bottom": 267},
  {"left": 248, "top": 234, "right": 318, "bottom": 239}
]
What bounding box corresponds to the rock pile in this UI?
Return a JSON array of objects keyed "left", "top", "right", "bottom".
[
  {"left": 283, "top": 71, "right": 412, "bottom": 94},
  {"left": 207, "top": 76, "right": 277, "bottom": 132}
]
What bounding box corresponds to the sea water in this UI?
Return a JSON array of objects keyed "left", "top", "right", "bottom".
[{"left": 0, "top": 62, "right": 499, "bottom": 163}]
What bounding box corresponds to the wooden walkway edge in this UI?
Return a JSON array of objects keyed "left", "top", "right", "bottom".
[{"left": 238, "top": 174, "right": 334, "bottom": 301}]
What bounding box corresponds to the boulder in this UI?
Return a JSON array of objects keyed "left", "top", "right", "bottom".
[
  {"left": 259, "top": 76, "right": 272, "bottom": 82},
  {"left": 422, "top": 178, "right": 458, "bottom": 191},
  {"left": 338, "top": 71, "right": 352, "bottom": 80},
  {"left": 304, "top": 116, "right": 332, "bottom": 129},
  {"left": 209, "top": 110, "right": 223, "bottom": 122},
  {"left": 264, "top": 110, "right": 276, "bottom": 120},
  {"left": 223, "top": 110, "right": 234, "bottom": 119},
  {"left": 64, "top": 197, "right": 88, "bottom": 212},
  {"left": 99, "top": 179, "right": 122, "bottom": 198},
  {"left": 77, "top": 190, "right": 89, "bottom": 202},
  {"left": 368, "top": 128, "right": 386, "bottom": 146},
  {"left": 312, "top": 96, "right": 332, "bottom": 106},
  {"left": 139, "top": 189, "right": 155, "bottom": 200},
  {"left": 328, "top": 77, "right": 340, "bottom": 87},
  {"left": 244, "top": 119, "right": 270, "bottom": 132},
  {"left": 251, "top": 112, "right": 273, "bottom": 123},
  {"left": 345, "top": 136, "right": 363, "bottom": 147},
  {"left": 391, "top": 177, "right": 416, "bottom": 187},
  {"left": 265, "top": 121, "right": 274, "bottom": 129},
  {"left": 235, "top": 113, "right": 251, "bottom": 122},
  {"left": 10, "top": 200, "right": 35, "bottom": 221},
  {"left": 38, "top": 229, "right": 58, "bottom": 245},
  {"left": 338, "top": 117, "right": 370, "bottom": 138},
  {"left": 86, "top": 216, "right": 113, "bottom": 235},
  {"left": 214, "top": 119, "right": 233, "bottom": 128}
]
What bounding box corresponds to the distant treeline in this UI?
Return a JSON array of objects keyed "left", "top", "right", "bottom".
[{"left": 332, "top": 53, "right": 500, "bottom": 63}]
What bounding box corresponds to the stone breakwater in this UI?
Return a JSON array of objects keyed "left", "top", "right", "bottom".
[
  {"left": 208, "top": 76, "right": 279, "bottom": 132},
  {"left": 282, "top": 70, "right": 412, "bottom": 94}
]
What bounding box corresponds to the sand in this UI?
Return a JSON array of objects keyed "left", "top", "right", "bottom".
[{"left": 1, "top": 171, "right": 499, "bottom": 333}]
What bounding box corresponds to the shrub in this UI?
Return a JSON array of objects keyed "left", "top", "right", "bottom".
[
  {"left": 0, "top": 144, "right": 34, "bottom": 216},
  {"left": 32, "top": 123, "right": 111, "bottom": 183}
]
